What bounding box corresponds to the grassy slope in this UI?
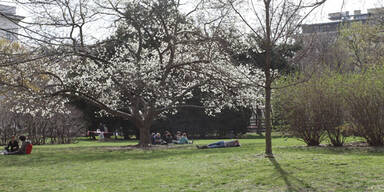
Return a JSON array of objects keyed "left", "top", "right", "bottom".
[{"left": 1, "top": 136, "right": 384, "bottom": 192}]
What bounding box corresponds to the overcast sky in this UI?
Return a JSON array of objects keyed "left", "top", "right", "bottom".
[
  {"left": 0, "top": 0, "right": 380, "bottom": 22},
  {"left": 5, "top": 0, "right": 381, "bottom": 23},
  {"left": 325, "top": 0, "right": 381, "bottom": 13},
  {"left": 0, "top": 0, "right": 382, "bottom": 41}
]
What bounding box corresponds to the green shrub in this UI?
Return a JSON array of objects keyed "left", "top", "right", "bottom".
[
  {"left": 275, "top": 67, "right": 384, "bottom": 147},
  {"left": 343, "top": 67, "right": 384, "bottom": 146},
  {"left": 275, "top": 73, "right": 346, "bottom": 146}
]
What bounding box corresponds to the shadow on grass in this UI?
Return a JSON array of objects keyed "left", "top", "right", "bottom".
[
  {"left": 277, "top": 145, "right": 384, "bottom": 156},
  {"left": 269, "top": 157, "right": 318, "bottom": 192},
  {"left": 76, "top": 137, "right": 135, "bottom": 143},
  {"left": 0, "top": 143, "right": 263, "bottom": 168},
  {"left": 240, "top": 135, "right": 292, "bottom": 140}
]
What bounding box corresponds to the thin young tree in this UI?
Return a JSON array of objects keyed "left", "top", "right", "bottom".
[{"left": 214, "top": 0, "right": 327, "bottom": 156}]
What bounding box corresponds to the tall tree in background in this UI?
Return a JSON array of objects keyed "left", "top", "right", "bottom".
[
  {"left": 215, "top": 0, "right": 327, "bottom": 156},
  {"left": 339, "top": 22, "right": 384, "bottom": 71}
]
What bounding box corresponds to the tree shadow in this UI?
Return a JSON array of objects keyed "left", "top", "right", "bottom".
[
  {"left": 277, "top": 145, "right": 384, "bottom": 157},
  {"left": 268, "top": 157, "right": 318, "bottom": 192},
  {"left": 241, "top": 135, "right": 292, "bottom": 140}
]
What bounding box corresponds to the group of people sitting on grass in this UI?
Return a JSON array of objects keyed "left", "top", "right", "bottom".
[
  {"left": 2, "top": 134, "right": 239, "bottom": 153},
  {"left": 150, "top": 130, "right": 241, "bottom": 149},
  {"left": 1, "top": 135, "right": 32, "bottom": 155},
  {"left": 151, "top": 131, "right": 191, "bottom": 145}
]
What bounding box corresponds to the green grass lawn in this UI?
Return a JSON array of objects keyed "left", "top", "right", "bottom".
[{"left": 1, "top": 136, "right": 384, "bottom": 192}]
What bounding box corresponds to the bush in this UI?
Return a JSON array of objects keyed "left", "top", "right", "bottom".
[
  {"left": 275, "top": 73, "right": 347, "bottom": 146},
  {"left": 343, "top": 68, "right": 384, "bottom": 146},
  {"left": 276, "top": 67, "right": 384, "bottom": 147},
  {"left": 0, "top": 104, "right": 87, "bottom": 145}
]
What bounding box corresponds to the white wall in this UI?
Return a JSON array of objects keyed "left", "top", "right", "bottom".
[{"left": 0, "top": 4, "right": 22, "bottom": 41}]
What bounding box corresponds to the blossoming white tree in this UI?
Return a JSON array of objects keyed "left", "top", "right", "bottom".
[{"left": 2, "top": 0, "right": 265, "bottom": 147}]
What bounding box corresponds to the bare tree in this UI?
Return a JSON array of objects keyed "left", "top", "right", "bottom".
[{"left": 211, "top": 0, "right": 328, "bottom": 157}]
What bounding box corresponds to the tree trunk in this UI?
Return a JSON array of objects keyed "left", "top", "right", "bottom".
[
  {"left": 135, "top": 119, "right": 152, "bottom": 147},
  {"left": 264, "top": 81, "right": 273, "bottom": 156},
  {"left": 264, "top": 0, "right": 273, "bottom": 157},
  {"left": 139, "top": 125, "right": 150, "bottom": 147}
]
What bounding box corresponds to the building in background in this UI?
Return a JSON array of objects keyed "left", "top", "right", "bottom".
[
  {"left": 301, "top": 7, "right": 384, "bottom": 34},
  {"left": 0, "top": 4, "right": 24, "bottom": 41},
  {"left": 296, "top": 7, "right": 384, "bottom": 72}
]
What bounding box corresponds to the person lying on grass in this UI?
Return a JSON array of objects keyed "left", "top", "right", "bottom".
[
  {"left": 2, "top": 136, "right": 30, "bottom": 155},
  {"left": 196, "top": 140, "right": 240, "bottom": 149},
  {"left": 4, "top": 136, "right": 19, "bottom": 152}
]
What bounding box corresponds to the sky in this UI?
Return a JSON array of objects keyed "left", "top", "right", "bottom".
[
  {"left": 325, "top": 0, "right": 381, "bottom": 13},
  {"left": 1, "top": 0, "right": 381, "bottom": 21},
  {"left": 0, "top": 0, "right": 382, "bottom": 41}
]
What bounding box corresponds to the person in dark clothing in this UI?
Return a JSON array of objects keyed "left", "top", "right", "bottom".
[
  {"left": 151, "top": 133, "right": 156, "bottom": 145},
  {"left": 5, "top": 136, "right": 19, "bottom": 152},
  {"left": 4, "top": 136, "right": 29, "bottom": 155},
  {"left": 164, "top": 131, "right": 173, "bottom": 144}
]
